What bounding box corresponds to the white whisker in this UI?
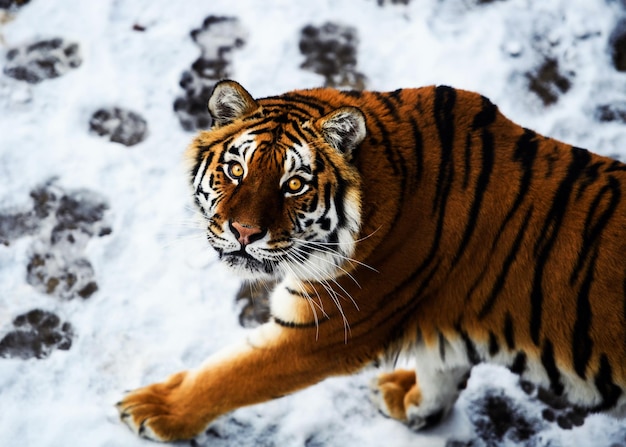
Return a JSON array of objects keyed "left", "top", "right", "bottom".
[
  {"left": 291, "top": 246, "right": 361, "bottom": 311},
  {"left": 288, "top": 249, "right": 351, "bottom": 343},
  {"left": 291, "top": 245, "right": 362, "bottom": 290},
  {"left": 282, "top": 254, "right": 323, "bottom": 339},
  {"left": 290, "top": 238, "right": 379, "bottom": 273}
]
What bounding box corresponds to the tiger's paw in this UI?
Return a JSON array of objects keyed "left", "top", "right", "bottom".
[
  {"left": 116, "top": 371, "right": 210, "bottom": 442},
  {"left": 370, "top": 369, "right": 452, "bottom": 431}
]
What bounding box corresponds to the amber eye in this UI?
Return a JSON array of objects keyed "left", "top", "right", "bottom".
[
  {"left": 227, "top": 162, "right": 244, "bottom": 180},
  {"left": 286, "top": 177, "right": 305, "bottom": 194}
]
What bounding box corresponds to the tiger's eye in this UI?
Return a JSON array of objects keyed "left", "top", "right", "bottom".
[
  {"left": 287, "top": 177, "right": 304, "bottom": 193},
  {"left": 228, "top": 162, "right": 244, "bottom": 179}
]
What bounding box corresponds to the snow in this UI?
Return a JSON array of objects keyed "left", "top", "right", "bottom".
[{"left": 1, "top": 0, "right": 625, "bottom": 446}]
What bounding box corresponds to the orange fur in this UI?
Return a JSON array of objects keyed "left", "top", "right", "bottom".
[{"left": 118, "top": 81, "right": 626, "bottom": 441}]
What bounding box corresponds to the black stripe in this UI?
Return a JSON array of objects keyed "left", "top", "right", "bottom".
[
  {"left": 574, "top": 160, "right": 602, "bottom": 201},
  {"left": 343, "top": 90, "right": 362, "bottom": 98},
  {"left": 245, "top": 118, "right": 285, "bottom": 134},
  {"left": 363, "top": 113, "right": 406, "bottom": 228},
  {"left": 509, "top": 352, "right": 527, "bottom": 374},
  {"left": 572, "top": 249, "right": 596, "bottom": 379},
  {"left": 315, "top": 183, "right": 333, "bottom": 231},
  {"left": 315, "top": 152, "right": 326, "bottom": 174},
  {"left": 217, "top": 139, "right": 232, "bottom": 163},
  {"left": 409, "top": 117, "right": 424, "bottom": 187},
  {"left": 541, "top": 339, "right": 564, "bottom": 395},
  {"left": 192, "top": 146, "right": 215, "bottom": 182},
  {"left": 193, "top": 196, "right": 203, "bottom": 212},
  {"left": 464, "top": 130, "right": 538, "bottom": 304},
  {"left": 291, "top": 121, "right": 314, "bottom": 142},
  {"left": 260, "top": 105, "right": 313, "bottom": 120},
  {"left": 488, "top": 331, "right": 500, "bottom": 356},
  {"left": 284, "top": 130, "right": 302, "bottom": 146},
  {"left": 530, "top": 147, "right": 592, "bottom": 345},
  {"left": 333, "top": 176, "right": 349, "bottom": 228},
  {"left": 570, "top": 176, "right": 621, "bottom": 284},
  {"left": 438, "top": 332, "right": 446, "bottom": 361},
  {"left": 460, "top": 330, "right": 481, "bottom": 365},
  {"left": 367, "top": 113, "right": 405, "bottom": 181},
  {"left": 504, "top": 313, "right": 515, "bottom": 350},
  {"left": 605, "top": 159, "right": 626, "bottom": 172},
  {"left": 374, "top": 92, "right": 400, "bottom": 121},
  {"left": 364, "top": 92, "right": 408, "bottom": 195},
  {"left": 306, "top": 191, "right": 319, "bottom": 214},
  {"left": 285, "top": 287, "right": 309, "bottom": 298},
  {"left": 263, "top": 92, "right": 328, "bottom": 110},
  {"left": 281, "top": 93, "right": 329, "bottom": 115},
  {"left": 452, "top": 106, "right": 495, "bottom": 267},
  {"left": 622, "top": 272, "right": 626, "bottom": 358},
  {"left": 490, "top": 129, "right": 538, "bottom": 245},
  {"left": 463, "top": 133, "right": 472, "bottom": 189},
  {"left": 569, "top": 179, "right": 618, "bottom": 381},
  {"left": 403, "top": 89, "right": 457, "bottom": 287},
  {"left": 272, "top": 316, "right": 321, "bottom": 329},
  {"left": 432, "top": 86, "right": 457, "bottom": 216},
  {"left": 593, "top": 354, "right": 622, "bottom": 411},
  {"left": 471, "top": 96, "right": 499, "bottom": 129},
  {"left": 478, "top": 206, "right": 533, "bottom": 318}
]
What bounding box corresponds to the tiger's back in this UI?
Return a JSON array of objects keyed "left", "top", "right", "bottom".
[{"left": 118, "top": 82, "right": 626, "bottom": 441}]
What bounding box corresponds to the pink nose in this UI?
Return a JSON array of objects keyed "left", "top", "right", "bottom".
[{"left": 230, "top": 221, "right": 265, "bottom": 246}]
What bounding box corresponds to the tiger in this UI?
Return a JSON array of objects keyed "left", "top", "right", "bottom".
[{"left": 117, "top": 80, "right": 626, "bottom": 442}]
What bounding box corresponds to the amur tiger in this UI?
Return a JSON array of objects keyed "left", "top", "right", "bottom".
[{"left": 117, "top": 80, "right": 626, "bottom": 441}]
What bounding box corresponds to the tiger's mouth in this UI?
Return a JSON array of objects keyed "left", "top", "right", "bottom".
[{"left": 218, "top": 248, "right": 278, "bottom": 278}]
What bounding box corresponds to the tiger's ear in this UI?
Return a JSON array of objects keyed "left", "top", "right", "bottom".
[
  {"left": 317, "top": 107, "right": 366, "bottom": 157},
  {"left": 208, "top": 80, "right": 259, "bottom": 127}
]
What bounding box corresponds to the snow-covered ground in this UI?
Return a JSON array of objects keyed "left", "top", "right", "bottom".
[{"left": 1, "top": 0, "right": 626, "bottom": 446}]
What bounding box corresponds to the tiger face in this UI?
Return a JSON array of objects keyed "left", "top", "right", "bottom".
[{"left": 188, "top": 81, "right": 366, "bottom": 282}]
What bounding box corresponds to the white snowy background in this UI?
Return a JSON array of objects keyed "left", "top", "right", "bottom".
[{"left": 1, "top": 0, "right": 626, "bottom": 446}]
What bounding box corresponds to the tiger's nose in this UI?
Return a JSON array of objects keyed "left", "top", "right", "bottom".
[{"left": 229, "top": 221, "right": 267, "bottom": 246}]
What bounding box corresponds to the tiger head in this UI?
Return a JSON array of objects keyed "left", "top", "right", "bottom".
[{"left": 187, "top": 81, "right": 366, "bottom": 282}]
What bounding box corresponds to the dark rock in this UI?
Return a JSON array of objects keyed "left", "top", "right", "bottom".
[
  {"left": 609, "top": 17, "right": 626, "bottom": 72},
  {"left": 4, "top": 37, "right": 82, "bottom": 83},
  {"left": 299, "top": 22, "right": 366, "bottom": 90},
  {"left": 174, "top": 16, "right": 247, "bottom": 131},
  {"left": 89, "top": 107, "right": 148, "bottom": 147},
  {"left": 0, "top": 309, "right": 73, "bottom": 359},
  {"left": 525, "top": 58, "right": 572, "bottom": 106}
]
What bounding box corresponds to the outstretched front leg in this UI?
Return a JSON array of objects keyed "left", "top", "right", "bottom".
[
  {"left": 117, "top": 322, "right": 372, "bottom": 442},
  {"left": 372, "top": 362, "right": 471, "bottom": 430}
]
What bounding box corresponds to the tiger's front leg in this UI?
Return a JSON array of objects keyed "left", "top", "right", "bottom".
[{"left": 116, "top": 323, "right": 366, "bottom": 442}]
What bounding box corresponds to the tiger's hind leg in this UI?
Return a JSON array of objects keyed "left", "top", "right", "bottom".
[{"left": 371, "top": 364, "right": 471, "bottom": 430}]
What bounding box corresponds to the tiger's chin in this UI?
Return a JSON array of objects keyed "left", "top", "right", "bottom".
[{"left": 219, "top": 251, "right": 279, "bottom": 281}]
